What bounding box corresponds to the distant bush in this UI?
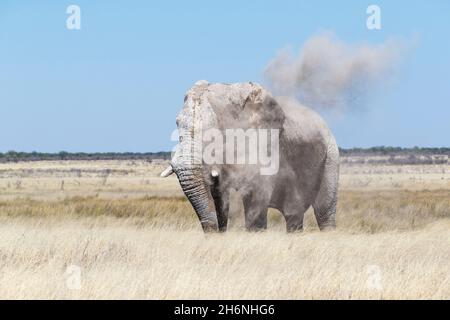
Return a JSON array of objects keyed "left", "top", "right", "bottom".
[
  {"left": 0, "top": 146, "right": 448, "bottom": 163},
  {"left": 339, "top": 146, "right": 450, "bottom": 156},
  {"left": 337, "top": 147, "right": 449, "bottom": 165},
  {"left": 0, "top": 151, "right": 172, "bottom": 163}
]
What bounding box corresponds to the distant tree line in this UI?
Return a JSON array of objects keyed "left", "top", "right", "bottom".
[
  {"left": 0, "top": 146, "right": 448, "bottom": 163},
  {"left": 338, "top": 146, "right": 450, "bottom": 156},
  {"left": 339, "top": 146, "right": 449, "bottom": 165},
  {"left": 0, "top": 151, "right": 172, "bottom": 163}
]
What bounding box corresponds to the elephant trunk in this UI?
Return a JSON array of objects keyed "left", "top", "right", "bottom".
[{"left": 175, "top": 165, "right": 218, "bottom": 232}]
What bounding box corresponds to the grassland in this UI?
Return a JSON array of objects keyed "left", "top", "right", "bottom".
[{"left": 0, "top": 158, "right": 448, "bottom": 299}]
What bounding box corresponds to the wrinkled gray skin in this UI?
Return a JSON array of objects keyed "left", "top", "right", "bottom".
[{"left": 162, "top": 81, "right": 339, "bottom": 233}]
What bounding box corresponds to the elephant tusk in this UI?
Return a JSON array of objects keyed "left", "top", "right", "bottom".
[
  {"left": 160, "top": 166, "right": 174, "bottom": 177},
  {"left": 211, "top": 170, "right": 219, "bottom": 177}
]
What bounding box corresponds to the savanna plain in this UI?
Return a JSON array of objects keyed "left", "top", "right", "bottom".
[{"left": 0, "top": 156, "right": 448, "bottom": 299}]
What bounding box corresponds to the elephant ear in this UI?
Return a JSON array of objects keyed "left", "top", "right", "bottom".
[
  {"left": 217, "top": 83, "right": 285, "bottom": 130},
  {"left": 240, "top": 84, "right": 285, "bottom": 130}
]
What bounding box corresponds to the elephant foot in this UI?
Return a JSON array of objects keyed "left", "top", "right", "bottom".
[
  {"left": 318, "top": 222, "right": 336, "bottom": 231},
  {"left": 244, "top": 213, "right": 268, "bottom": 232},
  {"left": 286, "top": 225, "right": 303, "bottom": 233},
  {"left": 246, "top": 225, "right": 267, "bottom": 232}
]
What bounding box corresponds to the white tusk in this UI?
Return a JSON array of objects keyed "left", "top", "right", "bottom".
[
  {"left": 211, "top": 170, "right": 219, "bottom": 177},
  {"left": 160, "top": 166, "right": 174, "bottom": 177}
]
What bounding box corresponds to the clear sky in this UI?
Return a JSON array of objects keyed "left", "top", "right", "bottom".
[{"left": 0, "top": 1, "right": 449, "bottom": 152}]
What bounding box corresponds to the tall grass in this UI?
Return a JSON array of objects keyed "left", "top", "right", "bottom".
[
  {"left": 0, "top": 190, "right": 448, "bottom": 233},
  {"left": 0, "top": 218, "right": 448, "bottom": 299},
  {"left": 0, "top": 160, "right": 448, "bottom": 299}
]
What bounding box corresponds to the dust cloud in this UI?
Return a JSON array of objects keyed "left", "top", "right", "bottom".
[{"left": 264, "top": 32, "right": 406, "bottom": 112}]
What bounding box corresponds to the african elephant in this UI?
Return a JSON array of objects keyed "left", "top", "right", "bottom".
[{"left": 161, "top": 80, "right": 339, "bottom": 232}]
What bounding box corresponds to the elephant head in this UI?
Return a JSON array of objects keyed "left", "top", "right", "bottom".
[{"left": 161, "top": 80, "right": 285, "bottom": 232}]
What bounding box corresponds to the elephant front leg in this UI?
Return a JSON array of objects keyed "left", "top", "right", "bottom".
[
  {"left": 211, "top": 184, "right": 230, "bottom": 232},
  {"left": 243, "top": 192, "right": 269, "bottom": 232}
]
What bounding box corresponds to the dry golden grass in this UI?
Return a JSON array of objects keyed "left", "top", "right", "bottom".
[
  {"left": 0, "top": 159, "right": 448, "bottom": 299},
  {"left": 0, "top": 218, "right": 448, "bottom": 299},
  {"left": 0, "top": 189, "right": 448, "bottom": 233}
]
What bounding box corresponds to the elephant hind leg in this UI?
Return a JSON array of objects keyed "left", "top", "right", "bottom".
[
  {"left": 282, "top": 197, "right": 309, "bottom": 232},
  {"left": 313, "top": 198, "right": 336, "bottom": 231},
  {"left": 284, "top": 212, "right": 305, "bottom": 232},
  {"left": 243, "top": 192, "right": 269, "bottom": 232},
  {"left": 313, "top": 144, "right": 339, "bottom": 231}
]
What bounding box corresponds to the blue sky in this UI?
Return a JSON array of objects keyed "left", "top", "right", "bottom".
[{"left": 0, "top": 1, "right": 449, "bottom": 152}]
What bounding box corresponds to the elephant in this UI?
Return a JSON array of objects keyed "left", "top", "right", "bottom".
[{"left": 161, "top": 80, "right": 339, "bottom": 232}]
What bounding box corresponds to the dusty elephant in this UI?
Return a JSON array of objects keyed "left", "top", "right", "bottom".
[{"left": 161, "top": 81, "right": 339, "bottom": 232}]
